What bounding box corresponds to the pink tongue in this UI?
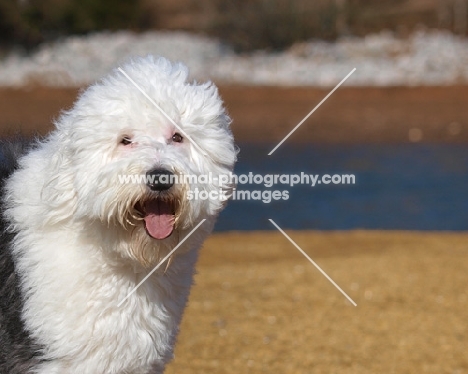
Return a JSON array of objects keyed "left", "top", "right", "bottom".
[{"left": 143, "top": 200, "right": 175, "bottom": 240}]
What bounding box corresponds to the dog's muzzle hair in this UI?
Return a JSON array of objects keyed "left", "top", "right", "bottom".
[{"left": 113, "top": 168, "right": 189, "bottom": 268}]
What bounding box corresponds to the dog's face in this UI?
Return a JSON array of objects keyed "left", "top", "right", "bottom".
[{"left": 48, "top": 56, "right": 236, "bottom": 266}]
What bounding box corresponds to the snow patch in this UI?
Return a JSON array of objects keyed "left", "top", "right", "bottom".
[{"left": 0, "top": 30, "right": 467, "bottom": 87}]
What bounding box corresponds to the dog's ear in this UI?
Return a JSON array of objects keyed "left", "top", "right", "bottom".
[{"left": 39, "top": 132, "right": 78, "bottom": 226}]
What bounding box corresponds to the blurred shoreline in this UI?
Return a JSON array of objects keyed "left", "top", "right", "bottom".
[
  {"left": 1, "top": 85, "right": 467, "bottom": 144},
  {"left": 1, "top": 30, "right": 468, "bottom": 87}
]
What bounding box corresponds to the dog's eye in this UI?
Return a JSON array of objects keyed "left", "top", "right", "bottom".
[
  {"left": 172, "top": 133, "right": 183, "bottom": 143},
  {"left": 120, "top": 136, "right": 132, "bottom": 146}
]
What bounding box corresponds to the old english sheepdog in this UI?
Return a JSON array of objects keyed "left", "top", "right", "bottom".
[{"left": 0, "top": 56, "right": 236, "bottom": 373}]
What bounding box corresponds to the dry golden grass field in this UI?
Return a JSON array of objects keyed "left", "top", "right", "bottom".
[{"left": 166, "top": 231, "right": 468, "bottom": 374}]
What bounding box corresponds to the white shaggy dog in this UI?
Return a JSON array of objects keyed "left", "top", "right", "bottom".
[{"left": 0, "top": 56, "right": 236, "bottom": 373}]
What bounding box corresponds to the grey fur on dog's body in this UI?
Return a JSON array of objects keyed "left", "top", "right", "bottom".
[{"left": 0, "top": 139, "right": 42, "bottom": 374}]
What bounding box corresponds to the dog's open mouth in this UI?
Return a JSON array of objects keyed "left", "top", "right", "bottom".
[{"left": 139, "top": 199, "right": 175, "bottom": 240}]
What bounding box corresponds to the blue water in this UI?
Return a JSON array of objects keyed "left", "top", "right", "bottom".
[{"left": 215, "top": 143, "right": 468, "bottom": 231}]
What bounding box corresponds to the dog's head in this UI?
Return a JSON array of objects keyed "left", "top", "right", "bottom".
[{"left": 43, "top": 56, "right": 236, "bottom": 266}]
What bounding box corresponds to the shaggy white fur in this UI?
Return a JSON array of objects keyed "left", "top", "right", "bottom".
[{"left": 3, "top": 56, "right": 236, "bottom": 373}]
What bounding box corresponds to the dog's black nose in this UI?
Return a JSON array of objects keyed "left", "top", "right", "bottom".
[{"left": 146, "top": 169, "right": 174, "bottom": 191}]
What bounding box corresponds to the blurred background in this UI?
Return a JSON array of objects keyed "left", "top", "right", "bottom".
[
  {"left": 1, "top": 1, "right": 468, "bottom": 373},
  {"left": 1, "top": 0, "right": 468, "bottom": 231},
  {"left": 1, "top": 0, "right": 468, "bottom": 50}
]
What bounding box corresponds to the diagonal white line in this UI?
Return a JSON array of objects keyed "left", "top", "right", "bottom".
[
  {"left": 117, "top": 219, "right": 206, "bottom": 307},
  {"left": 117, "top": 67, "right": 208, "bottom": 156},
  {"left": 268, "top": 68, "right": 356, "bottom": 156},
  {"left": 269, "top": 219, "right": 357, "bottom": 306}
]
